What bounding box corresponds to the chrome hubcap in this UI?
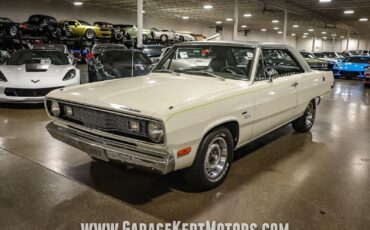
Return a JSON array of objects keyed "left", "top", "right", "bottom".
[
  {"left": 10, "top": 26, "right": 17, "bottom": 36},
  {"left": 305, "top": 102, "right": 314, "bottom": 127},
  {"left": 204, "top": 136, "right": 228, "bottom": 179},
  {"left": 86, "top": 31, "right": 94, "bottom": 38}
]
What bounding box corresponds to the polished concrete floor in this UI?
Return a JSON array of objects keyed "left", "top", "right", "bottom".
[{"left": 0, "top": 68, "right": 369, "bottom": 229}]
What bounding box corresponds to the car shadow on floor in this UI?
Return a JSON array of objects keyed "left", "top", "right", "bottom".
[{"left": 80, "top": 125, "right": 314, "bottom": 206}]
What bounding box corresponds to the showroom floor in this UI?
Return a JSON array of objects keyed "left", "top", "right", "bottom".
[{"left": 0, "top": 66, "right": 369, "bottom": 229}]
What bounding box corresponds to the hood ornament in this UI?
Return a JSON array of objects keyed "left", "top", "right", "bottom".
[{"left": 31, "top": 80, "right": 40, "bottom": 83}]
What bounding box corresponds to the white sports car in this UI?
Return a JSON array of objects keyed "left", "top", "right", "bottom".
[
  {"left": 0, "top": 49, "right": 80, "bottom": 103},
  {"left": 151, "top": 28, "right": 176, "bottom": 42}
]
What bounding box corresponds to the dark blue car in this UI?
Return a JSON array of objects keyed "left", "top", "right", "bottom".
[{"left": 332, "top": 56, "right": 370, "bottom": 79}]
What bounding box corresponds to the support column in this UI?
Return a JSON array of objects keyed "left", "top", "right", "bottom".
[
  {"left": 312, "top": 33, "right": 316, "bottom": 52},
  {"left": 332, "top": 35, "right": 336, "bottom": 52},
  {"left": 283, "top": 10, "right": 287, "bottom": 44},
  {"left": 233, "top": 0, "right": 238, "bottom": 40},
  {"left": 137, "top": 0, "right": 143, "bottom": 48},
  {"left": 346, "top": 30, "right": 350, "bottom": 51}
]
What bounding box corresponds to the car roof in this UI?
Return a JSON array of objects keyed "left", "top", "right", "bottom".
[{"left": 174, "top": 41, "right": 293, "bottom": 49}]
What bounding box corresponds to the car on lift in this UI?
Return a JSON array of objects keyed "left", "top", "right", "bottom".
[
  {"left": 45, "top": 41, "right": 334, "bottom": 190},
  {"left": 0, "top": 49, "right": 80, "bottom": 103},
  {"left": 151, "top": 28, "right": 176, "bottom": 42},
  {"left": 59, "top": 20, "right": 111, "bottom": 40},
  {"left": 162, "top": 29, "right": 195, "bottom": 42},
  {"left": 0, "top": 17, "right": 20, "bottom": 38},
  {"left": 19, "top": 15, "right": 61, "bottom": 40},
  {"left": 87, "top": 49, "right": 152, "bottom": 83},
  {"left": 93, "top": 21, "right": 124, "bottom": 41},
  {"left": 142, "top": 44, "right": 166, "bottom": 62},
  {"left": 332, "top": 56, "right": 370, "bottom": 79},
  {"left": 117, "top": 24, "right": 153, "bottom": 43}
]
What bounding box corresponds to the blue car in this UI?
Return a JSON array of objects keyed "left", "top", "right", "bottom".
[{"left": 332, "top": 56, "right": 370, "bottom": 79}]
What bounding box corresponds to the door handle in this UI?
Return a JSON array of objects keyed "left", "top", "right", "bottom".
[{"left": 291, "top": 82, "right": 298, "bottom": 87}]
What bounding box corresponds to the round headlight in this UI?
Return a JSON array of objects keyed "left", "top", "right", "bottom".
[
  {"left": 51, "top": 101, "right": 60, "bottom": 117},
  {"left": 147, "top": 122, "right": 164, "bottom": 143}
]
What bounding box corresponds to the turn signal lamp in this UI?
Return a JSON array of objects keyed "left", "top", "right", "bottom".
[{"left": 177, "top": 147, "right": 192, "bottom": 158}]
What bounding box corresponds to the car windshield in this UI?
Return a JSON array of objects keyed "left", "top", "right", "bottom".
[
  {"left": 100, "top": 50, "right": 152, "bottom": 65},
  {"left": 0, "top": 18, "right": 12, "bottom": 23},
  {"left": 324, "top": 52, "right": 337, "bottom": 58},
  {"left": 143, "top": 46, "right": 165, "bottom": 53},
  {"left": 314, "top": 53, "right": 328, "bottom": 58},
  {"left": 78, "top": 20, "right": 91, "bottom": 26},
  {"left": 33, "top": 44, "right": 66, "bottom": 53},
  {"left": 153, "top": 45, "right": 255, "bottom": 80},
  {"left": 7, "top": 50, "right": 69, "bottom": 65},
  {"left": 93, "top": 45, "right": 127, "bottom": 54},
  {"left": 343, "top": 57, "right": 370, "bottom": 63},
  {"left": 301, "top": 52, "right": 315, "bottom": 59}
]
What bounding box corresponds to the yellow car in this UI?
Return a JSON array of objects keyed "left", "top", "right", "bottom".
[{"left": 59, "top": 20, "right": 111, "bottom": 40}]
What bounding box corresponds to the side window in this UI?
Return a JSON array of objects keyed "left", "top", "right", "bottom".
[
  {"left": 262, "top": 49, "right": 304, "bottom": 78},
  {"left": 68, "top": 21, "right": 75, "bottom": 26},
  {"left": 255, "top": 54, "right": 269, "bottom": 81}
]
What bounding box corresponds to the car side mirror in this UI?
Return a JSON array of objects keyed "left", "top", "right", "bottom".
[{"left": 267, "top": 68, "right": 279, "bottom": 81}]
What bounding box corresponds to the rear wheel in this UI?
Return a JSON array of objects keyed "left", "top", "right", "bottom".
[
  {"left": 185, "top": 127, "right": 234, "bottom": 191},
  {"left": 292, "top": 100, "right": 316, "bottom": 133},
  {"left": 179, "top": 36, "right": 185, "bottom": 42},
  {"left": 85, "top": 29, "right": 95, "bottom": 40},
  {"left": 160, "top": 34, "right": 168, "bottom": 43}
]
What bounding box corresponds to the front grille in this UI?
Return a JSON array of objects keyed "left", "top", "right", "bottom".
[
  {"left": 341, "top": 71, "right": 360, "bottom": 77},
  {"left": 5, "top": 87, "right": 61, "bottom": 97},
  {"left": 48, "top": 102, "right": 158, "bottom": 143}
]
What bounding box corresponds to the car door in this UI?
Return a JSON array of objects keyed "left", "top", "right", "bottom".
[{"left": 251, "top": 48, "right": 304, "bottom": 138}]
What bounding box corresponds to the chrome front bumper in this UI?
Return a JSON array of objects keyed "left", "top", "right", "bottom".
[{"left": 46, "top": 122, "right": 175, "bottom": 175}]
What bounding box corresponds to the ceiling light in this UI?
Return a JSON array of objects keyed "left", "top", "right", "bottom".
[
  {"left": 273, "top": 27, "right": 279, "bottom": 30},
  {"left": 303, "top": 35, "right": 307, "bottom": 38},
  {"left": 142, "top": 10, "right": 146, "bottom": 13},
  {"left": 323, "top": 37, "right": 327, "bottom": 39},
  {"left": 304, "top": 32, "right": 308, "bottom": 35},
  {"left": 291, "top": 33, "right": 296, "bottom": 36},
  {"left": 359, "top": 18, "right": 368, "bottom": 22},
  {"left": 216, "top": 21, "right": 222, "bottom": 24},
  {"left": 321, "top": 31, "right": 326, "bottom": 34},
  {"left": 203, "top": 4, "right": 213, "bottom": 9},
  {"left": 243, "top": 13, "right": 252, "bottom": 17},
  {"left": 272, "top": 20, "right": 279, "bottom": 23},
  {"left": 73, "top": 1, "right": 83, "bottom": 6},
  {"left": 226, "top": 18, "right": 233, "bottom": 22},
  {"left": 308, "top": 29, "right": 314, "bottom": 32},
  {"left": 278, "top": 31, "right": 283, "bottom": 34},
  {"left": 292, "top": 24, "right": 299, "bottom": 28},
  {"left": 182, "top": 16, "right": 189, "bottom": 20},
  {"left": 340, "top": 35, "right": 345, "bottom": 39},
  {"left": 319, "top": 0, "right": 332, "bottom": 3},
  {"left": 241, "top": 25, "right": 247, "bottom": 28},
  {"left": 261, "top": 28, "right": 267, "bottom": 32},
  {"left": 344, "top": 10, "right": 354, "bottom": 14}
]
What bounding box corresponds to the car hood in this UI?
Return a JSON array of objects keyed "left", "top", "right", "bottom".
[
  {"left": 335, "top": 62, "right": 369, "bottom": 71},
  {"left": 0, "top": 64, "right": 75, "bottom": 88},
  {"left": 47, "top": 72, "right": 240, "bottom": 119}
]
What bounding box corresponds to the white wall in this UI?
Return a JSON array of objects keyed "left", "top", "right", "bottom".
[
  {"left": 296, "top": 36, "right": 370, "bottom": 52},
  {"left": 0, "top": 0, "right": 215, "bottom": 37}
]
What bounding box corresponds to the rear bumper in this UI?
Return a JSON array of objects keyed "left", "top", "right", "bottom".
[{"left": 46, "top": 122, "right": 175, "bottom": 175}]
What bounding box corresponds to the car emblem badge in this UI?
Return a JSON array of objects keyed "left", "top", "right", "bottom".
[{"left": 31, "top": 80, "right": 40, "bottom": 83}]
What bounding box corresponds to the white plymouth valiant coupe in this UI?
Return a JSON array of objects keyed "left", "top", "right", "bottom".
[{"left": 45, "top": 41, "right": 334, "bottom": 190}]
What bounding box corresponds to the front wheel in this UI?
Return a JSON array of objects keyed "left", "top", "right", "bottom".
[
  {"left": 292, "top": 100, "right": 316, "bottom": 132},
  {"left": 85, "top": 29, "right": 95, "bottom": 40},
  {"left": 185, "top": 127, "right": 234, "bottom": 191}
]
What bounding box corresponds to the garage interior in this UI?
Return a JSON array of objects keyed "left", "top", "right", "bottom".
[{"left": 0, "top": 0, "right": 369, "bottom": 229}]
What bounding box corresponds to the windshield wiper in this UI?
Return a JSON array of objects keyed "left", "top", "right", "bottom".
[
  {"left": 153, "top": 69, "right": 180, "bottom": 76},
  {"left": 184, "top": 70, "right": 225, "bottom": 81}
]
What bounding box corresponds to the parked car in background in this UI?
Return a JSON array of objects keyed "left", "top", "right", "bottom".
[
  {"left": 323, "top": 51, "right": 342, "bottom": 59},
  {"left": 119, "top": 25, "right": 153, "bottom": 42},
  {"left": 93, "top": 21, "right": 124, "bottom": 41},
  {"left": 45, "top": 41, "right": 333, "bottom": 190},
  {"left": 332, "top": 56, "right": 370, "bottom": 79},
  {"left": 151, "top": 28, "right": 176, "bottom": 42},
  {"left": 301, "top": 51, "right": 337, "bottom": 70},
  {"left": 142, "top": 44, "right": 166, "bottom": 62},
  {"left": 0, "top": 17, "right": 19, "bottom": 38},
  {"left": 304, "top": 57, "right": 329, "bottom": 71},
  {"left": 59, "top": 20, "right": 111, "bottom": 40},
  {"left": 162, "top": 29, "right": 194, "bottom": 42},
  {"left": 20, "top": 15, "right": 61, "bottom": 40},
  {"left": 0, "top": 49, "right": 80, "bottom": 103},
  {"left": 364, "top": 67, "right": 370, "bottom": 87},
  {"left": 87, "top": 49, "right": 152, "bottom": 82}
]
